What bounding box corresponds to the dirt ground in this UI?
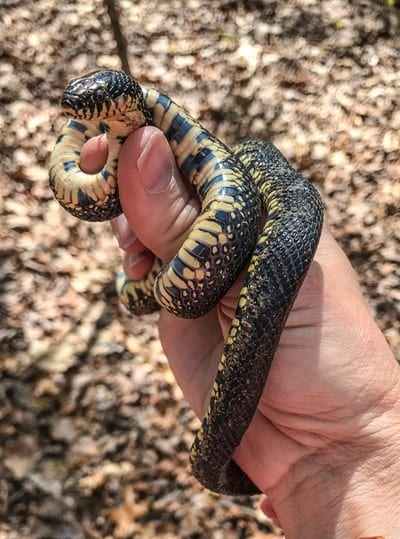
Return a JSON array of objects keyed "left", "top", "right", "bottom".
[{"left": 0, "top": 0, "right": 399, "bottom": 537}]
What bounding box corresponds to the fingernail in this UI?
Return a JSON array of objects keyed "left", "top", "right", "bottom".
[
  {"left": 111, "top": 215, "right": 137, "bottom": 249},
  {"left": 137, "top": 132, "right": 173, "bottom": 193},
  {"left": 125, "top": 250, "right": 148, "bottom": 269}
]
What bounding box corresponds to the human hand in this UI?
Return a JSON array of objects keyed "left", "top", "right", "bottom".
[{"left": 81, "top": 127, "right": 400, "bottom": 538}]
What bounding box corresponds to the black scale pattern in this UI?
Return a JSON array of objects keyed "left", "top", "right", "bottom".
[{"left": 50, "top": 71, "right": 324, "bottom": 496}]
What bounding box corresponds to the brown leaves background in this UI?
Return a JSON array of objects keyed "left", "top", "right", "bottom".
[{"left": 0, "top": 0, "right": 399, "bottom": 537}]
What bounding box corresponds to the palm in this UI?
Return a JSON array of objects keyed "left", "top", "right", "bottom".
[{"left": 158, "top": 228, "right": 389, "bottom": 492}]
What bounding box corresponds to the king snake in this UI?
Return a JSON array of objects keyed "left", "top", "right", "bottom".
[{"left": 49, "top": 69, "right": 324, "bottom": 495}]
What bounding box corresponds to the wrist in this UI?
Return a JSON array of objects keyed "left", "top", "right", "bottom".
[{"left": 268, "top": 390, "right": 400, "bottom": 539}]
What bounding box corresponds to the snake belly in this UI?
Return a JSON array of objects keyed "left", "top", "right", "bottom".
[{"left": 49, "top": 70, "right": 323, "bottom": 495}]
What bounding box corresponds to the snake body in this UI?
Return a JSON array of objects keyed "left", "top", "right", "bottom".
[{"left": 49, "top": 70, "right": 323, "bottom": 495}]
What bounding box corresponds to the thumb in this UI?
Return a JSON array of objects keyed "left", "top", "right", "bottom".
[{"left": 116, "top": 126, "right": 200, "bottom": 279}]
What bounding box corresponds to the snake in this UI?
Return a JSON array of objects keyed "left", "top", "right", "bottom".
[{"left": 49, "top": 69, "right": 324, "bottom": 495}]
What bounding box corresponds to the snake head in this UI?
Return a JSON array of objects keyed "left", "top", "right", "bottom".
[{"left": 60, "top": 69, "right": 146, "bottom": 123}]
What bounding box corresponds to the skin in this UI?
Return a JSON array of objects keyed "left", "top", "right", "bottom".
[{"left": 81, "top": 127, "right": 400, "bottom": 538}]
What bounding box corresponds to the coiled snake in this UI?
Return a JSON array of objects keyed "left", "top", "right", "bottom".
[{"left": 49, "top": 69, "right": 324, "bottom": 495}]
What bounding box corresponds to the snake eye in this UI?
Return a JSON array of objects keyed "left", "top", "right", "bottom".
[{"left": 93, "top": 87, "right": 107, "bottom": 102}]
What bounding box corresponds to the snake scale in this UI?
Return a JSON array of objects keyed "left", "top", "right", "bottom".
[{"left": 49, "top": 69, "right": 324, "bottom": 495}]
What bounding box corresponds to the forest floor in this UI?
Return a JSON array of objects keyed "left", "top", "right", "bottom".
[{"left": 1, "top": 0, "right": 399, "bottom": 538}]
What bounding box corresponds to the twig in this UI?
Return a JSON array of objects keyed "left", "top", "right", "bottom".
[{"left": 103, "top": 0, "right": 132, "bottom": 76}]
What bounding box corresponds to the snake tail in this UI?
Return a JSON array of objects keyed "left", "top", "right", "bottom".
[{"left": 190, "top": 141, "right": 324, "bottom": 494}]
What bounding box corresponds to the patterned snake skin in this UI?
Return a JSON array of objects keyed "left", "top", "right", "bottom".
[{"left": 49, "top": 70, "right": 324, "bottom": 495}]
